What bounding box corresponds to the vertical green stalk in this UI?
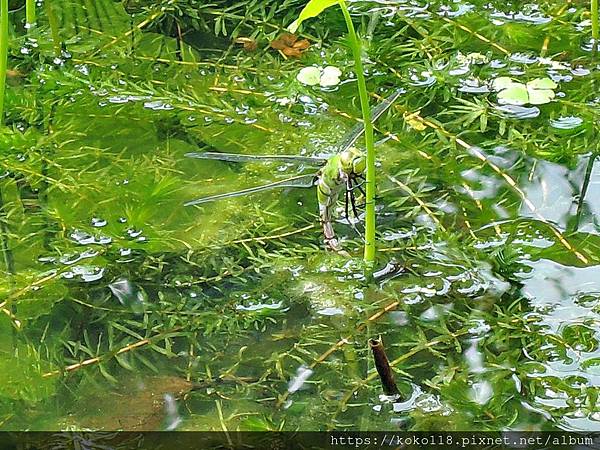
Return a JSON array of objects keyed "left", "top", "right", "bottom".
[
  {"left": 26, "top": 0, "right": 36, "bottom": 29},
  {"left": 44, "top": 0, "right": 62, "bottom": 57},
  {"left": 592, "top": 0, "right": 599, "bottom": 41},
  {"left": 337, "top": 1, "right": 376, "bottom": 266},
  {"left": 0, "top": 0, "right": 7, "bottom": 125}
]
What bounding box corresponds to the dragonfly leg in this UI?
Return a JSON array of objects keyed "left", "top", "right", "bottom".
[
  {"left": 353, "top": 182, "right": 366, "bottom": 198},
  {"left": 349, "top": 185, "right": 360, "bottom": 219},
  {"left": 344, "top": 182, "right": 351, "bottom": 223}
]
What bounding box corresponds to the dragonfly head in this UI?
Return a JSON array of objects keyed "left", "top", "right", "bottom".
[{"left": 340, "top": 147, "right": 366, "bottom": 176}]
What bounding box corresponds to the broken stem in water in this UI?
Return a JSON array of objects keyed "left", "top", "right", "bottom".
[{"left": 369, "top": 337, "right": 400, "bottom": 396}]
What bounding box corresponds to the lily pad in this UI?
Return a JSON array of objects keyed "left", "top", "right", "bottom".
[
  {"left": 526, "top": 78, "right": 557, "bottom": 105},
  {"left": 495, "top": 77, "right": 557, "bottom": 106},
  {"left": 296, "top": 66, "right": 321, "bottom": 86},
  {"left": 319, "top": 66, "right": 342, "bottom": 87},
  {"left": 497, "top": 84, "right": 529, "bottom": 106},
  {"left": 297, "top": 66, "right": 342, "bottom": 87}
]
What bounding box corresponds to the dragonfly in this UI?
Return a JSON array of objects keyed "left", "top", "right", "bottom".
[{"left": 185, "top": 88, "right": 402, "bottom": 251}]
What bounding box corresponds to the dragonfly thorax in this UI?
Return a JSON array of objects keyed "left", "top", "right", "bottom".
[{"left": 339, "top": 147, "right": 366, "bottom": 176}]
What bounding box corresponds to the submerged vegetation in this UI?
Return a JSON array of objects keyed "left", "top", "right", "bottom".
[{"left": 1, "top": 0, "right": 600, "bottom": 433}]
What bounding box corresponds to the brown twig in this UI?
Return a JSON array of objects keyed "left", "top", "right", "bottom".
[{"left": 369, "top": 337, "right": 400, "bottom": 396}]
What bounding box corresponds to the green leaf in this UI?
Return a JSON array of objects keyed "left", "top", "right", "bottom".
[
  {"left": 497, "top": 84, "right": 529, "bottom": 106},
  {"left": 526, "top": 77, "right": 557, "bottom": 90},
  {"left": 319, "top": 66, "right": 342, "bottom": 86},
  {"left": 296, "top": 66, "right": 321, "bottom": 85},
  {"left": 288, "top": 0, "right": 339, "bottom": 33},
  {"left": 526, "top": 88, "right": 555, "bottom": 105},
  {"left": 492, "top": 77, "right": 516, "bottom": 91},
  {"left": 526, "top": 78, "right": 557, "bottom": 105}
]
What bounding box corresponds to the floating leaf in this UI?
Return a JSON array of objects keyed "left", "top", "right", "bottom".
[
  {"left": 526, "top": 77, "right": 557, "bottom": 105},
  {"left": 495, "top": 77, "right": 557, "bottom": 106},
  {"left": 319, "top": 66, "right": 342, "bottom": 87},
  {"left": 492, "top": 77, "right": 516, "bottom": 91},
  {"left": 297, "top": 66, "right": 342, "bottom": 87},
  {"left": 497, "top": 84, "right": 529, "bottom": 106},
  {"left": 526, "top": 77, "right": 557, "bottom": 90},
  {"left": 288, "top": 0, "right": 338, "bottom": 33},
  {"left": 296, "top": 66, "right": 321, "bottom": 85}
]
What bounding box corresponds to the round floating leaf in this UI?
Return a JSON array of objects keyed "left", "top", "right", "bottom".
[
  {"left": 319, "top": 66, "right": 342, "bottom": 86},
  {"left": 497, "top": 84, "right": 529, "bottom": 106},
  {"left": 527, "top": 87, "right": 555, "bottom": 105},
  {"left": 492, "top": 77, "right": 516, "bottom": 91},
  {"left": 296, "top": 66, "right": 321, "bottom": 86},
  {"left": 526, "top": 77, "right": 557, "bottom": 90}
]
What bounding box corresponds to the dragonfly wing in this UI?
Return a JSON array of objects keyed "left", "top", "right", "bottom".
[
  {"left": 184, "top": 174, "right": 316, "bottom": 206},
  {"left": 185, "top": 152, "right": 326, "bottom": 165},
  {"left": 337, "top": 88, "right": 403, "bottom": 152}
]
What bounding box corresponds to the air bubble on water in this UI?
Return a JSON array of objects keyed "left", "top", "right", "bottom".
[
  {"left": 76, "top": 64, "right": 90, "bottom": 76},
  {"left": 20, "top": 47, "right": 31, "bottom": 55},
  {"left": 38, "top": 256, "right": 56, "bottom": 264},
  {"left": 126, "top": 228, "right": 143, "bottom": 238},
  {"left": 494, "top": 104, "right": 540, "bottom": 119},
  {"left": 62, "top": 266, "right": 105, "bottom": 282},
  {"left": 549, "top": 116, "right": 583, "bottom": 130},
  {"left": 71, "top": 230, "right": 96, "bottom": 245},
  {"left": 143, "top": 100, "right": 174, "bottom": 111},
  {"left": 119, "top": 248, "right": 132, "bottom": 256},
  {"left": 91, "top": 217, "right": 107, "bottom": 227},
  {"left": 118, "top": 217, "right": 127, "bottom": 223},
  {"left": 571, "top": 66, "right": 591, "bottom": 77},
  {"left": 581, "top": 38, "right": 600, "bottom": 53},
  {"left": 53, "top": 57, "right": 65, "bottom": 66}
]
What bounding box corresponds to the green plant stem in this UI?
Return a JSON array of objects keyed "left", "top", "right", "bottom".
[
  {"left": 592, "top": 0, "right": 599, "bottom": 41},
  {"left": 337, "top": 0, "right": 376, "bottom": 266},
  {"left": 26, "top": 0, "right": 35, "bottom": 28},
  {"left": 0, "top": 0, "right": 7, "bottom": 125},
  {"left": 44, "top": 1, "right": 62, "bottom": 57}
]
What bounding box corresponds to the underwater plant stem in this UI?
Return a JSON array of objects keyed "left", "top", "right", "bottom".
[
  {"left": 26, "top": 0, "right": 35, "bottom": 28},
  {"left": 593, "top": 0, "right": 599, "bottom": 41},
  {"left": 0, "top": 188, "right": 15, "bottom": 280},
  {"left": 574, "top": 153, "right": 596, "bottom": 231},
  {"left": 338, "top": 1, "right": 376, "bottom": 267},
  {"left": 369, "top": 338, "right": 399, "bottom": 396},
  {"left": 0, "top": 0, "right": 7, "bottom": 125},
  {"left": 44, "top": 1, "right": 62, "bottom": 57}
]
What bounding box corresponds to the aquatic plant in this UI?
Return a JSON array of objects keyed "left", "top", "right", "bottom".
[
  {"left": 26, "top": 0, "right": 36, "bottom": 30},
  {"left": 290, "top": 0, "right": 378, "bottom": 267},
  {"left": 1, "top": 0, "right": 600, "bottom": 434},
  {"left": 0, "top": 0, "right": 7, "bottom": 124},
  {"left": 593, "top": 0, "right": 599, "bottom": 41}
]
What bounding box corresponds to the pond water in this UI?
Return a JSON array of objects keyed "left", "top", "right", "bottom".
[{"left": 1, "top": 0, "right": 600, "bottom": 432}]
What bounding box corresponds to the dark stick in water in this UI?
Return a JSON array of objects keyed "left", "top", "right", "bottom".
[{"left": 369, "top": 337, "right": 399, "bottom": 396}]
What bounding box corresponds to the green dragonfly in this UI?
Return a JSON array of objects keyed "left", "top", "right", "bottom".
[{"left": 185, "top": 88, "right": 402, "bottom": 250}]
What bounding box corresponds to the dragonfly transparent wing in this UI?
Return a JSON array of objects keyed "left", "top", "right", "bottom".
[
  {"left": 184, "top": 174, "right": 316, "bottom": 206},
  {"left": 337, "top": 88, "right": 403, "bottom": 152},
  {"left": 185, "top": 152, "right": 326, "bottom": 165}
]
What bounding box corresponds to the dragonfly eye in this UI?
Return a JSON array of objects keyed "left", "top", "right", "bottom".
[{"left": 352, "top": 156, "right": 366, "bottom": 174}]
